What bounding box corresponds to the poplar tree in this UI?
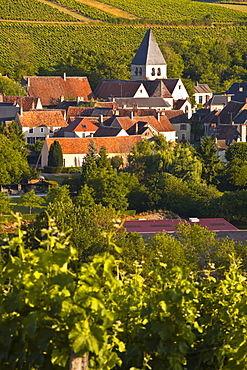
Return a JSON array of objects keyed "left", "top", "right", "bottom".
[{"left": 48, "top": 140, "right": 63, "bottom": 167}]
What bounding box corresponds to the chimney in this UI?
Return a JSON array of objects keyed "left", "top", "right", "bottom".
[
  {"left": 240, "top": 124, "right": 246, "bottom": 142},
  {"left": 231, "top": 121, "right": 235, "bottom": 125},
  {"left": 19, "top": 106, "right": 23, "bottom": 117},
  {"left": 157, "top": 112, "right": 160, "bottom": 121},
  {"left": 135, "top": 122, "right": 138, "bottom": 135},
  {"left": 27, "top": 78, "right": 30, "bottom": 87},
  {"left": 63, "top": 72, "right": 66, "bottom": 81},
  {"left": 217, "top": 116, "right": 220, "bottom": 125},
  {"left": 32, "top": 100, "right": 35, "bottom": 110},
  {"left": 100, "top": 114, "right": 103, "bottom": 124},
  {"left": 60, "top": 96, "right": 64, "bottom": 102},
  {"left": 130, "top": 111, "right": 134, "bottom": 120},
  {"left": 195, "top": 81, "right": 198, "bottom": 87}
]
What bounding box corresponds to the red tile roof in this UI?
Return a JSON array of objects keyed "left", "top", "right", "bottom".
[
  {"left": 164, "top": 110, "right": 184, "bottom": 119},
  {"left": 124, "top": 218, "right": 238, "bottom": 233},
  {"left": 45, "top": 136, "right": 142, "bottom": 155},
  {"left": 17, "top": 110, "right": 67, "bottom": 128},
  {"left": 22, "top": 76, "right": 92, "bottom": 106},
  {"left": 93, "top": 79, "right": 144, "bottom": 99},
  {"left": 133, "top": 115, "right": 175, "bottom": 132},
  {"left": 3, "top": 96, "right": 40, "bottom": 111}
]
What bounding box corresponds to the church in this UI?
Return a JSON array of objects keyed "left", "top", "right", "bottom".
[{"left": 93, "top": 29, "right": 192, "bottom": 117}]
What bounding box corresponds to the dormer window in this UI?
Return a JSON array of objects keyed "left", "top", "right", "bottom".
[
  {"left": 40, "top": 127, "right": 44, "bottom": 133},
  {"left": 151, "top": 68, "right": 155, "bottom": 76},
  {"left": 135, "top": 67, "right": 138, "bottom": 76},
  {"left": 157, "top": 68, "right": 161, "bottom": 76},
  {"left": 139, "top": 67, "right": 142, "bottom": 76}
]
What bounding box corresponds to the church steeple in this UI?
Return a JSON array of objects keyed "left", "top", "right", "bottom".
[{"left": 131, "top": 29, "right": 167, "bottom": 81}]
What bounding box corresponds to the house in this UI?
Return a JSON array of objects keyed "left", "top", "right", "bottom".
[
  {"left": 41, "top": 136, "right": 143, "bottom": 168},
  {"left": 164, "top": 110, "right": 191, "bottom": 142},
  {"left": 226, "top": 82, "right": 247, "bottom": 95},
  {"left": 21, "top": 74, "right": 92, "bottom": 108},
  {"left": 0, "top": 102, "right": 20, "bottom": 124},
  {"left": 94, "top": 126, "right": 128, "bottom": 137},
  {"left": 194, "top": 82, "right": 212, "bottom": 106},
  {"left": 0, "top": 95, "right": 43, "bottom": 111},
  {"left": 98, "top": 114, "right": 176, "bottom": 141},
  {"left": 205, "top": 95, "right": 232, "bottom": 112},
  {"left": 93, "top": 80, "right": 149, "bottom": 100},
  {"left": 55, "top": 117, "right": 98, "bottom": 138},
  {"left": 16, "top": 109, "right": 68, "bottom": 144},
  {"left": 114, "top": 97, "right": 171, "bottom": 110}
]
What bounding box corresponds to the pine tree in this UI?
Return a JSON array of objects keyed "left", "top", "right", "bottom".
[{"left": 48, "top": 140, "right": 63, "bottom": 167}]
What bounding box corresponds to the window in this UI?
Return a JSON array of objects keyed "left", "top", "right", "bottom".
[
  {"left": 135, "top": 67, "right": 138, "bottom": 76},
  {"left": 139, "top": 67, "right": 142, "bottom": 76},
  {"left": 181, "top": 133, "right": 186, "bottom": 140},
  {"left": 27, "top": 137, "right": 35, "bottom": 144},
  {"left": 180, "top": 124, "right": 186, "bottom": 130},
  {"left": 82, "top": 133, "right": 86, "bottom": 138},
  {"left": 63, "top": 158, "right": 66, "bottom": 167},
  {"left": 151, "top": 68, "right": 155, "bottom": 76},
  {"left": 29, "top": 128, "right": 33, "bottom": 133},
  {"left": 157, "top": 68, "right": 161, "bottom": 76},
  {"left": 140, "top": 89, "right": 142, "bottom": 93},
  {"left": 199, "top": 96, "right": 203, "bottom": 104},
  {"left": 178, "top": 85, "right": 181, "bottom": 89},
  {"left": 40, "top": 127, "right": 44, "bottom": 133}
]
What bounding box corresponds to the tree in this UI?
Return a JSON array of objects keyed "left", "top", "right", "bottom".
[
  {"left": 0, "top": 192, "right": 11, "bottom": 215},
  {"left": 197, "top": 136, "right": 223, "bottom": 184},
  {"left": 225, "top": 142, "right": 247, "bottom": 163},
  {"left": 169, "top": 143, "right": 202, "bottom": 182},
  {"left": 0, "top": 135, "right": 30, "bottom": 185},
  {"left": 0, "top": 76, "right": 26, "bottom": 96},
  {"left": 18, "top": 189, "right": 44, "bottom": 214},
  {"left": 48, "top": 140, "right": 63, "bottom": 167},
  {"left": 0, "top": 121, "right": 27, "bottom": 157}
]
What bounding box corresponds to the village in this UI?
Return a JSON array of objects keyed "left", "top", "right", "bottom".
[{"left": 1, "top": 29, "right": 246, "bottom": 173}]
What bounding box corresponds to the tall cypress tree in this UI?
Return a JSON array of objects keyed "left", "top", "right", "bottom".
[{"left": 48, "top": 140, "right": 63, "bottom": 167}]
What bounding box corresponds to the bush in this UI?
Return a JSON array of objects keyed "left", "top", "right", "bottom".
[{"left": 43, "top": 166, "right": 62, "bottom": 174}]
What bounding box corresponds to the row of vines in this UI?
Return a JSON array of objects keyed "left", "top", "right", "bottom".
[
  {"left": 0, "top": 0, "right": 77, "bottom": 22},
  {"left": 0, "top": 0, "right": 247, "bottom": 25}
]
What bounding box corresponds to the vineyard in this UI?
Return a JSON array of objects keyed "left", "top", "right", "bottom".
[
  {"left": 0, "top": 0, "right": 77, "bottom": 22},
  {"left": 0, "top": 0, "right": 247, "bottom": 24}
]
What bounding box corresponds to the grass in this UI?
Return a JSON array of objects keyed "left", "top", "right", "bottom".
[
  {"left": 43, "top": 173, "right": 81, "bottom": 185},
  {"left": 217, "top": 3, "right": 247, "bottom": 12}
]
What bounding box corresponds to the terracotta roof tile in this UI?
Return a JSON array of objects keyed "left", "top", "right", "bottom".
[
  {"left": 3, "top": 96, "right": 40, "bottom": 111},
  {"left": 22, "top": 76, "right": 92, "bottom": 106},
  {"left": 133, "top": 115, "right": 175, "bottom": 132},
  {"left": 93, "top": 79, "right": 145, "bottom": 99},
  {"left": 18, "top": 110, "right": 67, "bottom": 128},
  {"left": 164, "top": 110, "right": 184, "bottom": 119},
  {"left": 45, "top": 136, "right": 142, "bottom": 155}
]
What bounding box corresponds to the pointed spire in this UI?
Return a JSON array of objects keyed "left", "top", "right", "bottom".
[{"left": 132, "top": 29, "right": 166, "bottom": 66}]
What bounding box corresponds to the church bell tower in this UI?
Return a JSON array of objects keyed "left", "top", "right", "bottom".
[{"left": 131, "top": 29, "right": 167, "bottom": 81}]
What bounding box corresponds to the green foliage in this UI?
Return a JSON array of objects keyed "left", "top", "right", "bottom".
[
  {"left": 0, "top": 191, "right": 11, "bottom": 215},
  {"left": 18, "top": 189, "right": 44, "bottom": 215},
  {"left": 197, "top": 136, "right": 223, "bottom": 184},
  {"left": 0, "top": 0, "right": 76, "bottom": 21},
  {"left": 48, "top": 140, "right": 63, "bottom": 168},
  {"left": 0, "top": 134, "right": 30, "bottom": 185},
  {"left": 225, "top": 142, "right": 247, "bottom": 163},
  {"left": 0, "top": 76, "right": 26, "bottom": 95}
]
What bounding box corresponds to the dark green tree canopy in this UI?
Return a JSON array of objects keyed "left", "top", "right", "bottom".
[
  {"left": 225, "top": 142, "right": 247, "bottom": 163},
  {"left": 48, "top": 140, "right": 63, "bottom": 167}
]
